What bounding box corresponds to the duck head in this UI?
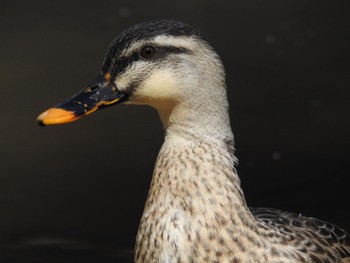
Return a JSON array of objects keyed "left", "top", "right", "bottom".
[{"left": 37, "top": 19, "right": 226, "bottom": 129}]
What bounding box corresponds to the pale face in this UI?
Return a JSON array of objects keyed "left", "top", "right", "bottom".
[{"left": 112, "top": 35, "right": 206, "bottom": 108}]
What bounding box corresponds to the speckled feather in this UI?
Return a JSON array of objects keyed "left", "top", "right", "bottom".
[
  {"left": 252, "top": 208, "right": 350, "bottom": 262},
  {"left": 135, "top": 139, "right": 350, "bottom": 263}
]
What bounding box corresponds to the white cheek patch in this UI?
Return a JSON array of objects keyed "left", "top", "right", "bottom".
[{"left": 132, "top": 69, "right": 181, "bottom": 103}]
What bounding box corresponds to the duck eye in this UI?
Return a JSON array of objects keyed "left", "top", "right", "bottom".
[{"left": 141, "top": 46, "right": 156, "bottom": 58}]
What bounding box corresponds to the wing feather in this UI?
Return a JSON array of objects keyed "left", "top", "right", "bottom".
[{"left": 250, "top": 208, "right": 350, "bottom": 262}]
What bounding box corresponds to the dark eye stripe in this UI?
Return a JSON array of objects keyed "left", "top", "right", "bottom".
[{"left": 102, "top": 45, "right": 189, "bottom": 77}]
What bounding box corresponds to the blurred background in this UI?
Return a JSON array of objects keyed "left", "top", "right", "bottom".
[{"left": 0, "top": 0, "right": 348, "bottom": 262}]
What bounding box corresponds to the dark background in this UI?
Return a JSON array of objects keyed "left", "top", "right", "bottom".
[{"left": 0, "top": 1, "right": 348, "bottom": 262}]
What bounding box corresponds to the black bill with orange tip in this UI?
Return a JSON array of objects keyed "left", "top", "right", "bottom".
[{"left": 36, "top": 73, "right": 128, "bottom": 126}]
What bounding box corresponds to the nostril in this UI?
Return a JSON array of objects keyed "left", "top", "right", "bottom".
[{"left": 85, "top": 85, "right": 99, "bottom": 93}]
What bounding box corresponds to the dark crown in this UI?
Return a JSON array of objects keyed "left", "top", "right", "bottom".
[{"left": 102, "top": 19, "right": 202, "bottom": 73}]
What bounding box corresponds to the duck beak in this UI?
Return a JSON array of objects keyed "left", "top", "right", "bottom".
[{"left": 36, "top": 73, "right": 128, "bottom": 126}]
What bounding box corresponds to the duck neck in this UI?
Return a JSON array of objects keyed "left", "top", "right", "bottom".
[
  {"left": 149, "top": 82, "right": 255, "bottom": 225},
  {"left": 157, "top": 130, "right": 247, "bottom": 211},
  {"left": 156, "top": 122, "right": 251, "bottom": 221},
  {"left": 137, "top": 90, "right": 262, "bottom": 252},
  {"left": 136, "top": 122, "right": 262, "bottom": 261}
]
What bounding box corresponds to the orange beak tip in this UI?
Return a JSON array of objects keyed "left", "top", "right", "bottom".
[{"left": 36, "top": 108, "right": 78, "bottom": 126}]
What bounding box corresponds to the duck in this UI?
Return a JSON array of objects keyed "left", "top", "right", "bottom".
[{"left": 37, "top": 19, "right": 350, "bottom": 263}]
